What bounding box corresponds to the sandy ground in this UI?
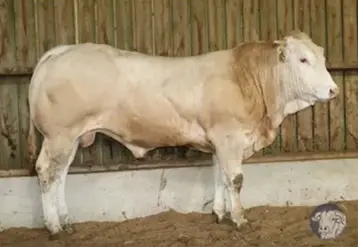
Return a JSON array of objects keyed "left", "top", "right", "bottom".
[{"left": 1, "top": 200, "right": 358, "bottom": 247}]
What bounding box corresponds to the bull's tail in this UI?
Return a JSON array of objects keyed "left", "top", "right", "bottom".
[{"left": 27, "top": 116, "right": 38, "bottom": 175}]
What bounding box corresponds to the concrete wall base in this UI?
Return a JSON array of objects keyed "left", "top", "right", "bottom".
[{"left": 1, "top": 158, "right": 357, "bottom": 230}]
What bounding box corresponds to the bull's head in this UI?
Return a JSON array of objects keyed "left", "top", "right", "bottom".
[{"left": 274, "top": 30, "right": 339, "bottom": 106}]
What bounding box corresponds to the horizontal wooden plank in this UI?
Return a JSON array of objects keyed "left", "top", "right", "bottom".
[
  {"left": 1, "top": 151, "right": 357, "bottom": 178},
  {"left": 0, "top": 67, "right": 33, "bottom": 75},
  {"left": 1, "top": 62, "right": 358, "bottom": 76}
]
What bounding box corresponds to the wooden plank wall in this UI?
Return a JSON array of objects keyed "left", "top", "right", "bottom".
[{"left": 0, "top": 0, "right": 357, "bottom": 173}]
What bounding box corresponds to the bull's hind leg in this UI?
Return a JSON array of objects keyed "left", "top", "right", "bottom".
[
  {"left": 35, "top": 139, "right": 61, "bottom": 235},
  {"left": 35, "top": 136, "right": 78, "bottom": 239},
  {"left": 57, "top": 139, "right": 79, "bottom": 233}
]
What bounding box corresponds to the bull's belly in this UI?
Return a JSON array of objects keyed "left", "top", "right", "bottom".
[
  {"left": 128, "top": 124, "right": 213, "bottom": 151},
  {"left": 100, "top": 116, "right": 214, "bottom": 156}
]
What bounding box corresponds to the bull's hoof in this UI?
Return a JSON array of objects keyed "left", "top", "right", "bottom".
[
  {"left": 218, "top": 212, "right": 236, "bottom": 226},
  {"left": 48, "top": 231, "right": 70, "bottom": 241},
  {"left": 211, "top": 210, "right": 219, "bottom": 223},
  {"left": 233, "top": 216, "right": 249, "bottom": 230},
  {"left": 212, "top": 211, "right": 236, "bottom": 226}
]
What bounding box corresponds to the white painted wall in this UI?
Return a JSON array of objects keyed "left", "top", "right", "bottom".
[{"left": 1, "top": 158, "right": 357, "bottom": 230}]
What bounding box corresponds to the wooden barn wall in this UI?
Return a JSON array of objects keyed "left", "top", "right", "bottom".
[{"left": 0, "top": 0, "right": 357, "bottom": 174}]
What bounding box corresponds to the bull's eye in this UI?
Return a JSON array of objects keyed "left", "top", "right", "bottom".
[{"left": 300, "top": 58, "right": 308, "bottom": 64}]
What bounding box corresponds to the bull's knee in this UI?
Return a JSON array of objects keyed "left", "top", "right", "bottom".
[{"left": 232, "top": 173, "right": 244, "bottom": 193}]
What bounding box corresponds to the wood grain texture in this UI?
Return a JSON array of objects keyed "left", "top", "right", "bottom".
[
  {"left": 0, "top": 1, "right": 20, "bottom": 169},
  {"left": 190, "top": 0, "right": 208, "bottom": 55},
  {"left": 76, "top": 0, "right": 95, "bottom": 43},
  {"left": 36, "top": 0, "right": 56, "bottom": 57},
  {"left": 95, "top": 0, "right": 114, "bottom": 46},
  {"left": 0, "top": 78, "right": 20, "bottom": 169},
  {"left": 343, "top": 0, "right": 358, "bottom": 151},
  {"left": 172, "top": 0, "right": 190, "bottom": 57},
  {"left": 114, "top": 0, "right": 133, "bottom": 50},
  {"left": 242, "top": 0, "right": 260, "bottom": 42},
  {"left": 310, "top": 0, "right": 330, "bottom": 151},
  {"left": 153, "top": 0, "right": 172, "bottom": 56},
  {"left": 133, "top": 0, "right": 153, "bottom": 54},
  {"left": 294, "top": 0, "right": 314, "bottom": 152},
  {"left": 0, "top": 0, "right": 16, "bottom": 70},
  {"left": 208, "top": 0, "right": 227, "bottom": 51},
  {"left": 278, "top": 0, "right": 296, "bottom": 154},
  {"left": 54, "top": 0, "right": 75, "bottom": 45},
  {"left": 326, "top": 0, "right": 345, "bottom": 151},
  {"left": 14, "top": 0, "right": 37, "bottom": 68},
  {"left": 16, "top": 77, "right": 30, "bottom": 169},
  {"left": 14, "top": 0, "right": 37, "bottom": 170},
  {"left": 226, "top": 0, "right": 244, "bottom": 48}
]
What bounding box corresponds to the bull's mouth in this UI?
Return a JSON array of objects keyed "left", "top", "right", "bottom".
[
  {"left": 315, "top": 93, "right": 338, "bottom": 102},
  {"left": 318, "top": 97, "right": 333, "bottom": 103},
  {"left": 329, "top": 94, "right": 339, "bottom": 100},
  {"left": 319, "top": 96, "right": 338, "bottom": 102}
]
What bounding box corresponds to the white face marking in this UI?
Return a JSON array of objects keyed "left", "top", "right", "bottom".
[{"left": 285, "top": 37, "right": 339, "bottom": 103}]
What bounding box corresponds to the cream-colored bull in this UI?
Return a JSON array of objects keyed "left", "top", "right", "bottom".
[{"left": 27, "top": 30, "right": 339, "bottom": 239}]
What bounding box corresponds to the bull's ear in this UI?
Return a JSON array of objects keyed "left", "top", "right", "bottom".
[{"left": 274, "top": 40, "right": 287, "bottom": 62}]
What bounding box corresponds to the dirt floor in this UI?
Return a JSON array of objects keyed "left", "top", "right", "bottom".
[{"left": 1, "top": 200, "right": 358, "bottom": 247}]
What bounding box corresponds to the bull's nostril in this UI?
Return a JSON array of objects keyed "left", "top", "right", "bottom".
[{"left": 329, "top": 87, "right": 339, "bottom": 98}]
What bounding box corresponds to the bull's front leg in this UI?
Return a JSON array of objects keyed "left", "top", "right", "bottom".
[
  {"left": 208, "top": 126, "right": 248, "bottom": 229},
  {"left": 226, "top": 163, "right": 247, "bottom": 228}
]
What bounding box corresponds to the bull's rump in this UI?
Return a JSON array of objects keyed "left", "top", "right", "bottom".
[{"left": 30, "top": 43, "right": 225, "bottom": 150}]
